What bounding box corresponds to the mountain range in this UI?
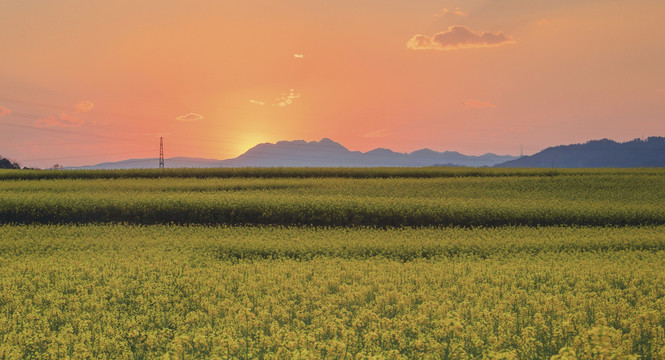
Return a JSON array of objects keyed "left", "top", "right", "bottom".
[
  {"left": 68, "top": 136, "right": 665, "bottom": 170},
  {"left": 496, "top": 137, "right": 665, "bottom": 168},
  {"left": 68, "top": 138, "right": 518, "bottom": 169}
]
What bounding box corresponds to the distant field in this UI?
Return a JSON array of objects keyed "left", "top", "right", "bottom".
[
  {"left": 1, "top": 167, "right": 662, "bottom": 180},
  {"left": 0, "top": 168, "right": 664, "bottom": 358},
  {"left": 1, "top": 169, "right": 665, "bottom": 226}
]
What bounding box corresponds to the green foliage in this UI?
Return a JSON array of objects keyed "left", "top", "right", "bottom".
[
  {"left": 1, "top": 172, "right": 664, "bottom": 226},
  {"left": 1, "top": 225, "right": 664, "bottom": 359}
]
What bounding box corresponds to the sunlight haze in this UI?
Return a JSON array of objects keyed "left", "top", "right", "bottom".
[{"left": 1, "top": 0, "right": 664, "bottom": 168}]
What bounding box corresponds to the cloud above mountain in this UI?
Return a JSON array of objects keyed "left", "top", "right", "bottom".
[
  {"left": 434, "top": 8, "right": 467, "bottom": 17},
  {"left": 0, "top": 105, "right": 11, "bottom": 116},
  {"left": 176, "top": 113, "right": 204, "bottom": 121},
  {"left": 407, "top": 25, "right": 515, "bottom": 51}
]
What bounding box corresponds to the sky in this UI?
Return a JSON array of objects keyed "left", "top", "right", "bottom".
[{"left": 1, "top": 0, "right": 665, "bottom": 168}]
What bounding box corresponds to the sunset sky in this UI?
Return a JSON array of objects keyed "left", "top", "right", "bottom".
[{"left": 1, "top": 0, "right": 665, "bottom": 168}]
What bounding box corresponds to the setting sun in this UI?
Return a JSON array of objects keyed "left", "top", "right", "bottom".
[{"left": 231, "top": 133, "right": 271, "bottom": 158}]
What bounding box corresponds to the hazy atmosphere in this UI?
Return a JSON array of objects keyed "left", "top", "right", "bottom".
[
  {"left": 3, "top": 2, "right": 665, "bottom": 357},
  {"left": 2, "top": 0, "right": 665, "bottom": 168}
]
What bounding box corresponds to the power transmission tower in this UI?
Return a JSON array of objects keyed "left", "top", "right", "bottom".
[
  {"left": 159, "top": 137, "right": 165, "bottom": 169},
  {"left": 520, "top": 144, "right": 523, "bottom": 157}
]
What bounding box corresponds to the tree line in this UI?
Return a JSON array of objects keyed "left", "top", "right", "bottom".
[{"left": 0, "top": 156, "right": 44, "bottom": 170}]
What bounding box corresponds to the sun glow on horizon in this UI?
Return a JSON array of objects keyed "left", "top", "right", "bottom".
[
  {"left": 2, "top": 0, "right": 665, "bottom": 168},
  {"left": 229, "top": 133, "right": 273, "bottom": 158}
]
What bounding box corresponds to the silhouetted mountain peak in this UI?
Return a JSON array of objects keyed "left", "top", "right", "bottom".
[
  {"left": 409, "top": 148, "right": 438, "bottom": 156},
  {"left": 365, "top": 148, "right": 400, "bottom": 155},
  {"left": 442, "top": 151, "right": 463, "bottom": 156},
  {"left": 242, "top": 138, "right": 350, "bottom": 157},
  {"left": 315, "top": 138, "right": 350, "bottom": 152},
  {"left": 68, "top": 138, "right": 519, "bottom": 169},
  {"left": 318, "top": 137, "right": 337, "bottom": 145},
  {"left": 276, "top": 140, "right": 307, "bottom": 146},
  {"left": 496, "top": 137, "right": 665, "bottom": 168}
]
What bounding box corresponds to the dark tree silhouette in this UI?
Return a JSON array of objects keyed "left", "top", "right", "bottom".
[{"left": 0, "top": 156, "right": 21, "bottom": 169}]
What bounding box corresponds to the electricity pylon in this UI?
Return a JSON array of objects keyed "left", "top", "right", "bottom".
[{"left": 159, "top": 137, "right": 165, "bottom": 169}]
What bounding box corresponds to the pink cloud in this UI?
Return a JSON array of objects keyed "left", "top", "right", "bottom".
[
  {"left": 0, "top": 105, "right": 11, "bottom": 116},
  {"left": 34, "top": 117, "right": 60, "bottom": 127},
  {"left": 176, "top": 113, "right": 204, "bottom": 121},
  {"left": 407, "top": 25, "right": 515, "bottom": 51},
  {"left": 463, "top": 99, "right": 496, "bottom": 109},
  {"left": 74, "top": 101, "right": 94, "bottom": 113},
  {"left": 34, "top": 113, "right": 84, "bottom": 127},
  {"left": 31, "top": 101, "right": 95, "bottom": 127}
]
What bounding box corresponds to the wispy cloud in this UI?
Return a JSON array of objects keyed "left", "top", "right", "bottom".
[
  {"left": 249, "top": 99, "right": 266, "bottom": 106},
  {"left": 364, "top": 129, "right": 392, "bottom": 138},
  {"left": 293, "top": 54, "right": 304, "bottom": 59},
  {"left": 463, "top": 99, "right": 496, "bottom": 109},
  {"left": 34, "top": 113, "right": 84, "bottom": 127},
  {"left": 176, "top": 113, "right": 204, "bottom": 121},
  {"left": 657, "top": 89, "right": 665, "bottom": 94},
  {"left": 274, "top": 89, "right": 300, "bottom": 107},
  {"left": 0, "top": 105, "right": 11, "bottom": 116},
  {"left": 537, "top": 18, "right": 549, "bottom": 26},
  {"left": 434, "top": 8, "right": 467, "bottom": 17},
  {"left": 33, "top": 100, "right": 95, "bottom": 127},
  {"left": 407, "top": 25, "right": 515, "bottom": 51},
  {"left": 74, "top": 100, "right": 94, "bottom": 114}
]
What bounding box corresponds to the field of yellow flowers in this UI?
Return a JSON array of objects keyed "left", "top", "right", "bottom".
[
  {"left": 1, "top": 168, "right": 664, "bottom": 226},
  {"left": 0, "top": 168, "right": 663, "bottom": 359}
]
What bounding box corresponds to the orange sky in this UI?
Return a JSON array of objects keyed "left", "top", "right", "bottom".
[{"left": 1, "top": 0, "right": 665, "bottom": 168}]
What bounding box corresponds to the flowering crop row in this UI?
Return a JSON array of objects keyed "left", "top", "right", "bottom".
[
  {"left": 0, "top": 225, "right": 664, "bottom": 359},
  {"left": 3, "top": 167, "right": 655, "bottom": 181},
  {"left": 1, "top": 173, "right": 664, "bottom": 226}
]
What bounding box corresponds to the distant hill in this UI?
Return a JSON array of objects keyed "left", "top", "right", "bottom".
[
  {"left": 216, "top": 138, "right": 516, "bottom": 167},
  {"left": 68, "top": 138, "right": 517, "bottom": 169},
  {"left": 496, "top": 137, "right": 665, "bottom": 168},
  {"left": 68, "top": 157, "right": 220, "bottom": 170}
]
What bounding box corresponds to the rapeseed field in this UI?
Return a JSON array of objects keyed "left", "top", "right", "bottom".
[{"left": 0, "top": 168, "right": 663, "bottom": 359}]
